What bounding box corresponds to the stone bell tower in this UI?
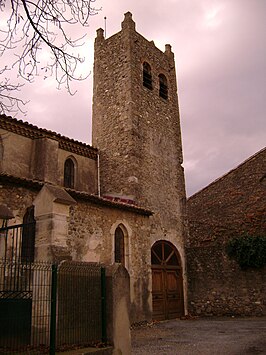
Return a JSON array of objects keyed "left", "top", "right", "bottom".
[{"left": 92, "top": 12, "right": 187, "bottom": 248}]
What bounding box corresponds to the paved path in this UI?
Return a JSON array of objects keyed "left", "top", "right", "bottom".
[{"left": 131, "top": 317, "right": 266, "bottom": 355}]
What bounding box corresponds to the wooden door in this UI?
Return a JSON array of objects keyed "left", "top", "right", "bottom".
[
  {"left": 152, "top": 269, "right": 165, "bottom": 319},
  {"left": 165, "top": 269, "right": 183, "bottom": 319},
  {"left": 151, "top": 241, "right": 184, "bottom": 320}
]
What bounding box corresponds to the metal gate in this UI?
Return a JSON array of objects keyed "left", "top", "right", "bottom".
[
  {"left": 0, "top": 224, "right": 106, "bottom": 354},
  {"left": 0, "top": 221, "right": 36, "bottom": 263},
  {"left": 0, "top": 222, "right": 36, "bottom": 351}
]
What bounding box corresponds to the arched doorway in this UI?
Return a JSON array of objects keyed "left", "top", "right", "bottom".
[{"left": 151, "top": 240, "right": 184, "bottom": 320}]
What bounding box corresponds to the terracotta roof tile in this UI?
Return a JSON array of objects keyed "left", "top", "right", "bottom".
[
  {"left": 0, "top": 114, "right": 98, "bottom": 160},
  {"left": 0, "top": 173, "right": 153, "bottom": 216},
  {"left": 0, "top": 172, "right": 44, "bottom": 190},
  {"left": 66, "top": 189, "right": 153, "bottom": 216}
]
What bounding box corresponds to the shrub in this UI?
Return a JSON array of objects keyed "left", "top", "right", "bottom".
[{"left": 226, "top": 235, "right": 266, "bottom": 269}]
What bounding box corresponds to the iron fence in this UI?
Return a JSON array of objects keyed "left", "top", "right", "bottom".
[
  {"left": 0, "top": 222, "right": 36, "bottom": 263},
  {"left": 0, "top": 259, "right": 106, "bottom": 355},
  {"left": 56, "top": 261, "right": 105, "bottom": 350}
]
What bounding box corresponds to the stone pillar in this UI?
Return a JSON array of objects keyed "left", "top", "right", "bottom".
[
  {"left": 33, "top": 184, "right": 76, "bottom": 262},
  {"left": 106, "top": 264, "right": 131, "bottom": 355},
  {"left": 31, "top": 184, "right": 76, "bottom": 345}
]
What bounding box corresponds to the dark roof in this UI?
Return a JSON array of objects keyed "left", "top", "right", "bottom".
[
  {"left": 0, "top": 173, "right": 152, "bottom": 216},
  {"left": 0, "top": 114, "right": 98, "bottom": 160},
  {"left": 66, "top": 189, "right": 153, "bottom": 216},
  {"left": 0, "top": 172, "right": 44, "bottom": 190}
]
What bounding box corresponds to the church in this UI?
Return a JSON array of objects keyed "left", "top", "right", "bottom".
[{"left": 0, "top": 12, "right": 187, "bottom": 324}]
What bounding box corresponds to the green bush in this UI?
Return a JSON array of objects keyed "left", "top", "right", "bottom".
[{"left": 226, "top": 235, "right": 266, "bottom": 269}]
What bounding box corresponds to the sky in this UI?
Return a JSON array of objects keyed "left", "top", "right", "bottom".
[{"left": 2, "top": 0, "right": 266, "bottom": 196}]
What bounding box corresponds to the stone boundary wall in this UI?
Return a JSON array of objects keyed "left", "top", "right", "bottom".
[
  {"left": 187, "top": 148, "right": 265, "bottom": 247},
  {"left": 186, "top": 148, "right": 266, "bottom": 317},
  {"left": 186, "top": 245, "right": 266, "bottom": 316}
]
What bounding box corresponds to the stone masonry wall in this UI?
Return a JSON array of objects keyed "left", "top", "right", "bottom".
[
  {"left": 67, "top": 199, "right": 152, "bottom": 324},
  {"left": 186, "top": 246, "right": 266, "bottom": 316},
  {"left": 186, "top": 148, "right": 266, "bottom": 316},
  {"left": 92, "top": 14, "right": 188, "bottom": 297},
  {"left": 0, "top": 179, "right": 39, "bottom": 224},
  {"left": 92, "top": 13, "right": 185, "bottom": 211},
  {"left": 0, "top": 177, "right": 153, "bottom": 324},
  {"left": 0, "top": 133, "right": 98, "bottom": 195},
  {"left": 57, "top": 149, "right": 97, "bottom": 194},
  {"left": 0, "top": 129, "right": 34, "bottom": 180}
]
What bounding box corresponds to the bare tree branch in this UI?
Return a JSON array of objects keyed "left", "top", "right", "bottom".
[
  {"left": 0, "top": 72, "right": 28, "bottom": 115},
  {"left": 0, "top": 0, "right": 99, "bottom": 114}
]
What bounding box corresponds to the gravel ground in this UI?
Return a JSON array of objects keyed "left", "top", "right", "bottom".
[{"left": 131, "top": 317, "right": 266, "bottom": 355}]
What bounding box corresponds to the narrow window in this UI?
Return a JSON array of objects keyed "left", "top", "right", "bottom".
[
  {"left": 114, "top": 226, "right": 125, "bottom": 265},
  {"left": 64, "top": 158, "right": 75, "bottom": 188},
  {"left": 143, "top": 62, "right": 152, "bottom": 90},
  {"left": 21, "top": 206, "right": 36, "bottom": 262},
  {"left": 159, "top": 74, "right": 168, "bottom": 99}
]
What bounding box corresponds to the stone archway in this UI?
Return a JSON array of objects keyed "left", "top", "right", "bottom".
[{"left": 151, "top": 240, "right": 184, "bottom": 320}]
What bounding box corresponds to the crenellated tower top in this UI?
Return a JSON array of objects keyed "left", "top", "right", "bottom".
[{"left": 92, "top": 13, "right": 186, "bottom": 235}]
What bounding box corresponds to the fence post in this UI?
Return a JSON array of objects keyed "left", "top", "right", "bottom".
[
  {"left": 101, "top": 267, "right": 107, "bottom": 343},
  {"left": 50, "top": 264, "right": 58, "bottom": 355},
  {"left": 105, "top": 264, "right": 131, "bottom": 354}
]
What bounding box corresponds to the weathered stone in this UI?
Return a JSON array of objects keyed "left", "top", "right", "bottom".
[
  {"left": 0, "top": 12, "right": 188, "bottom": 324},
  {"left": 92, "top": 12, "right": 187, "bottom": 315},
  {"left": 186, "top": 148, "right": 266, "bottom": 316}
]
